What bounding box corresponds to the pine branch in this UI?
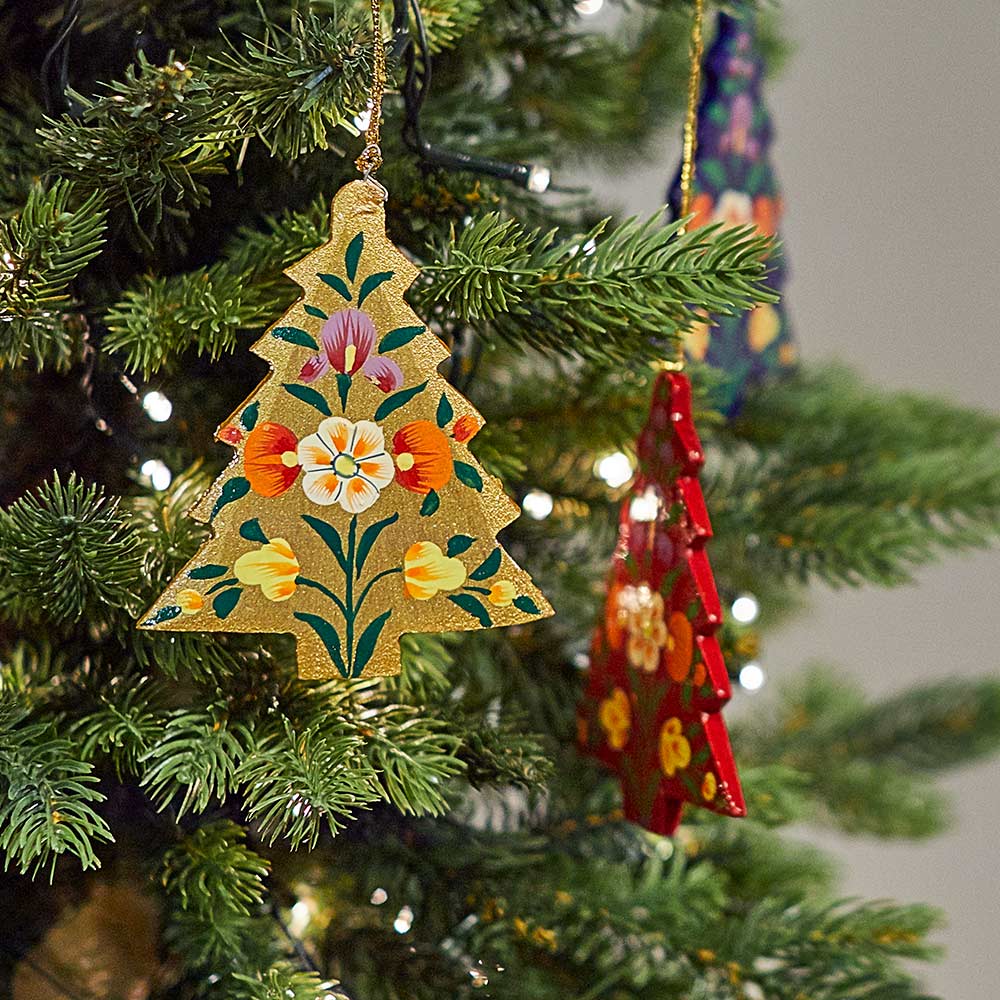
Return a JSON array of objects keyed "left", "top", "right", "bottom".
[
  {"left": 0, "top": 699, "right": 113, "bottom": 878},
  {"left": 0, "top": 472, "right": 141, "bottom": 625},
  {"left": 0, "top": 181, "right": 107, "bottom": 369},
  {"left": 421, "top": 213, "right": 777, "bottom": 363},
  {"left": 232, "top": 966, "right": 348, "bottom": 1000}
]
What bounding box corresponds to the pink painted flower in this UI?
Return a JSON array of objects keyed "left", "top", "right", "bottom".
[{"left": 299, "top": 308, "right": 403, "bottom": 392}]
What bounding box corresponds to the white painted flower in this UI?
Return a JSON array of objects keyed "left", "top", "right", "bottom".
[
  {"left": 713, "top": 189, "right": 753, "bottom": 229},
  {"left": 297, "top": 416, "right": 394, "bottom": 513}
]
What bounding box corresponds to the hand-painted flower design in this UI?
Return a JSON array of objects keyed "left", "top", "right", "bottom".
[
  {"left": 234, "top": 538, "right": 300, "bottom": 602},
  {"left": 713, "top": 189, "right": 753, "bottom": 229},
  {"left": 701, "top": 771, "right": 718, "bottom": 802},
  {"left": 403, "top": 541, "right": 467, "bottom": 599},
  {"left": 598, "top": 687, "right": 631, "bottom": 751},
  {"left": 297, "top": 416, "right": 394, "bottom": 513},
  {"left": 752, "top": 194, "right": 781, "bottom": 237},
  {"left": 219, "top": 425, "right": 243, "bottom": 445},
  {"left": 244, "top": 422, "right": 301, "bottom": 497},
  {"left": 688, "top": 191, "right": 714, "bottom": 231},
  {"left": 176, "top": 589, "right": 204, "bottom": 614},
  {"left": 487, "top": 581, "right": 516, "bottom": 606},
  {"left": 299, "top": 308, "right": 403, "bottom": 392},
  {"left": 452, "top": 414, "right": 482, "bottom": 444},
  {"left": 392, "top": 421, "right": 453, "bottom": 494},
  {"left": 665, "top": 611, "right": 694, "bottom": 683},
  {"left": 625, "top": 588, "right": 668, "bottom": 674},
  {"left": 747, "top": 303, "right": 781, "bottom": 353},
  {"left": 659, "top": 717, "right": 692, "bottom": 777}
]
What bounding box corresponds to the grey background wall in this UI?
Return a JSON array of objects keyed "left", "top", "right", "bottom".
[{"left": 582, "top": 2, "right": 1000, "bottom": 996}]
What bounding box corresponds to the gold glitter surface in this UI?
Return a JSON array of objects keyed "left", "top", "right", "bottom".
[{"left": 138, "top": 180, "right": 553, "bottom": 680}]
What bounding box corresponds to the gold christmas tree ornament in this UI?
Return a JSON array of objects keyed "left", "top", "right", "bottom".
[{"left": 138, "top": 180, "right": 552, "bottom": 678}]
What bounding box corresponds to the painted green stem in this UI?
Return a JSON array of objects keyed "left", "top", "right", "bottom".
[
  {"left": 355, "top": 566, "right": 403, "bottom": 615},
  {"left": 296, "top": 576, "right": 348, "bottom": 618}
]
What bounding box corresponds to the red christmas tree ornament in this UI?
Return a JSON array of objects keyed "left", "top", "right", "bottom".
[{"left": 578, "top": 372, "right": 745, "bottom": 834}]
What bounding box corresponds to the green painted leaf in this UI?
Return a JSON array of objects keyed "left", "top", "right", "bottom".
[
  {"left": 356, "top": 513, "right": 400, "bottom": 577},
  {"left": 293, "top": 612, "right": 348, "bottom": 678},
  {"left": 211, "top": 477, "right": 250, "bottom": 517},
  {"left": 143, "top": 605, "right": 181, "bottom": 625},
  {"left": 513, "top": 595, "right": 541, "bottom": 615},
  {"left": 374, "top": 380, "right": 427, "bottom": 422},
  {"left": 206, "top": 577, "right": 238, "bottom": 595},
  {"left": 447, "top": 593, "right": 492, "bottom": 628},
  {"left": 378, "top": 325, "right": 424, "bottom": 352},
  {"left": 272, "top": 326, "right": 319, "bottom": 350},
  {"left": 304, "top": 304, "right": 328, "bottom": 320},
  {"left": 241, "top": 402, "right": 259, "bottom": 431},
  {"left": 318, "top": 273, "right": 352, "bottom": 300},
  {"left": 454, "top": 461, "right": 483, "bottom": 491},
  {"left": 436, "top": 392, "right": 453, "bottom": 428},
  {"left": 352, "top": 609, "right": 392, "bottom": 677},
  {"left": 239, "top": 518, "right": 268, "bottom": 543},
  {"left": 446, "top": 534, "right": 476, "bottom": 557},
  {"left": 335, "top": 372, "right": 351, "bottom": 412},
  {"left": 212, "top": 587, "right": 242, "bottom": 620},
  {"left": 420, "top": 489, "right": 439, "bottom": 516},
  {"left": 700, "top": 158, "right": 727, "bottom": 190},
  {"left": 282, "top": 383, "right": 332, "bottom": 416},
  {"left": 357, "top": 271, "right": 394, "bottom": 306},
  {"left": 345, "top": 232, "right": 364, "bottom": 281},
  {"left": 188, "top": 564, "right": 229, "bottom": 580},
  {"left": 469, "top": 546, "right": 501, "bottom": 581},
  {"left": 302, "top": 514, "right": 347, "bottom": 571}
]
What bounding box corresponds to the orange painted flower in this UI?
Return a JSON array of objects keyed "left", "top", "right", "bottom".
[
  {"left": 598, "top": 687, "right": 631, "bottom": 751},
  {"left": 701, "top": 771, "right": 718, "bottom": 802},
  {"left": 688, "top": 191, "right": 714, "bottom": 232},
  {"left": 244, "top": 422, "right": 301, "bottom": 497},
  {"left": 403, "top": 542, "right": 466, "bottom": 600},
  {"left": 665, "top": 611, "right": 693, "bottom": 682},
  {"left": 752, "top": 195, "right": 781, "bottom": 237},
  {"left": 659, "top": 717, "right": 691, "bottom": 777},
  {"left": 487, "top": 581, "right": 516, "bottom": 606},
  {"left": 452, "top": 414, "right": 482, "bottom": 443},
  {"left": 234, "top": 538, "right": 300, "bottom": 602},
  {"left": 625, "top": 588, "right": 668, "bottom": 674},
  {"left": 392, "top": 421, "right": 453, "bottom": 494},
  {"left": 176, "top": 589, "right": 204, "bottom": 614}
]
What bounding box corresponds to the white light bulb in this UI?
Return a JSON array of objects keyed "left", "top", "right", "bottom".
[
  {"left": 739, "top": 662, "right": 766, "bottom": 692},
  {"left": 629, "top": 487, "right": 659, "bottom": 522},
  {"left": 353, "top": 108, "right": 372, "bottom": 131},
  {"left": 393, "top": 905, "right": 414, "bottom": 934},
  {"left": 595, "top": 451, "right": 633, "bottom": 488},
  {"left": 370, "top": 887, "right": 388, "bottom": 905},
  {"left": 288, "top": 900, "right": 312, "bottom": 936},
  {"left": 140, "top": 459, "right": 172, "bottom": 491},
  {"left": 575, "top": 0, "right": 604, "bottom": 14},
  {"left": 142, "top": 390, "right": 172, "bottom": 422},
  {"left": 522, "top": 489, "right": 554, "bottom": 520},
  {"left": 526, "top": 164, "right": 551, "bottom": 193},
  {"left": 731, "top": 593, "right": 760, "bottom": 624}
]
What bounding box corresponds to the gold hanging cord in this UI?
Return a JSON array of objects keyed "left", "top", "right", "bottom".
[{"left": 356, "top": 0, "right": 387, "bottom": 177}]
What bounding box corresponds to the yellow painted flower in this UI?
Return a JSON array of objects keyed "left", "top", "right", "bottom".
[
  {"left": 625, "top": 587, "right": 668, "bottom": 674},
  {"left": 747, "top": 303, "right": 781, "bottom": 353},
  {"left": 176, "top": 589, "right": 204, "bottom": 615},
  {"left": 487, "top": 581, "right": 516, "bottom": 606},
  {"left": 659, "top": 717, "right": 692, "bottom": 777},
  {"left": 403, "top": 542, "right": 466, "bottom": 600},
  {"left": 684, "top": 319, "right": 712, "bottom": 362},
  {"left": 701, "top": 772, "right": 718, "bottom": 802},
  {"left": 234, "top": 538, "right": 300, "bottom": 602},
  {"left": 598, "top": 687, "right": 631, "bottom": 751}
]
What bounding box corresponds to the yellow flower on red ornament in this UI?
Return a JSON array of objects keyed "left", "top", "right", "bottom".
[
  {"left": 701, "top": 772, "right": 718, "bottom": 802},
  {"left": 176, "top": 589, "right": 204, "bottom": 615},
  {"left": 625, "top": 588, "right": 668, "bottom": 673},
  {"left": 487, "top": 581, "right": 517, "bottom": 606},
  {"left": 403, "top": 542, "right": 466, "bottom": 600},
  {"left": 234, "top": 538, "right": 300, "bottom": 602},
  {"left": 659, "top": 717, "right": 692, "bottom": 777},
  {"left": 598, "top": 687, "right": 631, "bottom": 751},
  {"left": 297, "top": 416, "right": 394, "bottom": 514}
]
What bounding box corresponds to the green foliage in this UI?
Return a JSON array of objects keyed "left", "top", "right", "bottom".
[
  {"left": 423, "top": 213, "right": 776, "bottom": 363},
  {"left": 0, "top": 180, "right": 107, "bottom": 368},
  {"left": 0, "top": 699, "right": 113, "bottom": 878},
  {"left": 0, "top": 471, "right": 141, "bottom": 625},
  {"left": 232, "top": 967, "right": 348, "bottom": 1000}
]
